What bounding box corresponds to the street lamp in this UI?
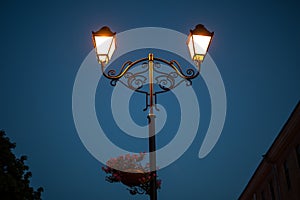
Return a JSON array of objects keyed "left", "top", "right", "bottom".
[
  {"left": 92, "top": 26, "right": 116, "bottom": 64},
  {"left": 187, "top": 24, "right": 214, "bottom": 67},
  {"left": 92, "top": 24, "right": 213, "bottom": 200}
]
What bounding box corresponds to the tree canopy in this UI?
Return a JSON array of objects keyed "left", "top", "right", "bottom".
[{"left": 0, "top": 130, "right": 43, "bottom": 199}]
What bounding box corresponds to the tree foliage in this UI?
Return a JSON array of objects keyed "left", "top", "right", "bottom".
[{"left": 0, "top": 130, "right": 43, "bottom": 199}]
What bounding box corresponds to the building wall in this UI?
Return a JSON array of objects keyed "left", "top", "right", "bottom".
[{"left": 239, "top": 102, "right": 300, "bottom": 200}]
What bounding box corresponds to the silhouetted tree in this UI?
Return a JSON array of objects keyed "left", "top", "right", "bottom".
[{"left": 0, "top": 130, "right": 43, "bottom": 199}]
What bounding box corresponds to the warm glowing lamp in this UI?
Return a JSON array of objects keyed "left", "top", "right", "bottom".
[
  {"left": 92, "top": 26, "right": 116, "bottom": 64},
  {"left": 187, "top": 24, "right": 214, "bottom": 62}
]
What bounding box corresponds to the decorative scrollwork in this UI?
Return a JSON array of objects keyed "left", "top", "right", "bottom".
[
  {"left": 169, "top": 72, "right": 179, "bottom": 78},
  {"left": 142, "top": 62, "right": 148, "bottom": 69},
  {"left": 107, "top": 69, "right": 117, "bottom": 76},
  {"left": 101, "top": 54, "right": 200, "bottom": 110},
  {"left": 153, "top": 61, "right": 194, "bottom": 92},
  {"left": 102, "top": 58, "right": 148, "bottom": 79},
  {"left": 115, "top": 62, "right": 149, "bottom": 92},
  {"left": 106, "top": 61, "right": 133, "bottom": 77},
  {"left": 155, "top": 75, "right": 174, "bottom": 91},
  {"left": 110, "top": 79, "right": 118, "bottom": 86},
  {"left": 154, "top": 62, "right": 161, "bottom": 68},
  {"left": 153, "top": 62, "right": 175, "bottom": 91},
  {"left": 168, "top": 59, "right": 199, "bottom": 79},
  {"left": 125, "top": 72, "right": 147, "bottom": 90}
]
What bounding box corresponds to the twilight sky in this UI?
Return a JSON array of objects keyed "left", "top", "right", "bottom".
[{"left": 1, "top": 0, "right": 300, "bottom": 199}]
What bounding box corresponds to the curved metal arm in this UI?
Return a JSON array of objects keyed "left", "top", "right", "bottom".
[
  {"left": 153, "top": 58, "right": 200, "bottom": 80},
  {"left": 101, "top": 57, "right": 148, "bottom": 79},
  {"left": 100, "top": 54, "right": 201, "bottom": 111},
  {"left": 101, "top": 56, "right": 200, "bottom": 81}
]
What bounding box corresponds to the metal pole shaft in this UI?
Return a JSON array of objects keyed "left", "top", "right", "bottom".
[{"left": 148, "top": 53, "right": 157, "bottom": 200}]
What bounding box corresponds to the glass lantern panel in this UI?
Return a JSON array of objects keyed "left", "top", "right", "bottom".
[
  {"left": 193, "top": 35, "right": 211, "bottom": 55},
  {"left": 187, "top": 37, "right": 195, "bottom": 60},
  {"left": 107, "top": 38, "right": 116, "bottom": 61},
  {"left": 94, "top": 36, "right": 113, "bottom": 55}
]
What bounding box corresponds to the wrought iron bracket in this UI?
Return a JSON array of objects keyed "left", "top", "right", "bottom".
[{"left": 101, "top": 54, "right": 201, "bottom": 111}]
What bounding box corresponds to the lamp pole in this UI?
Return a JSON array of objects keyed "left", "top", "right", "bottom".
[
  {"left": 92, "top": 24, "right": 214, "bottom": 200},
  {"left": 148, "top": 53, "right": 157, "bottom": 200}
]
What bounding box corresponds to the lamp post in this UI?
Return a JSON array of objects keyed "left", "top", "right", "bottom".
[{"left": 92, "top": 24, "right": 214, "bottom": 200}]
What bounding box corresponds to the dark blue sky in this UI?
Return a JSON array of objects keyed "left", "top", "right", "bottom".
[{"left": 1, "top": 0, "right": 300, "bottom": 199}]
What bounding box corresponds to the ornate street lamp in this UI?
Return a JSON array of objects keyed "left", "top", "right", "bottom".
[
  {"left": 187, "top": 24, "right": 214, "bottom": 68},
  {"left": 92, "top": 26, "right": 116, "bottom": 64},
  {"left": 92, "top": 24, "right": 213, "bottom": 200}
]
